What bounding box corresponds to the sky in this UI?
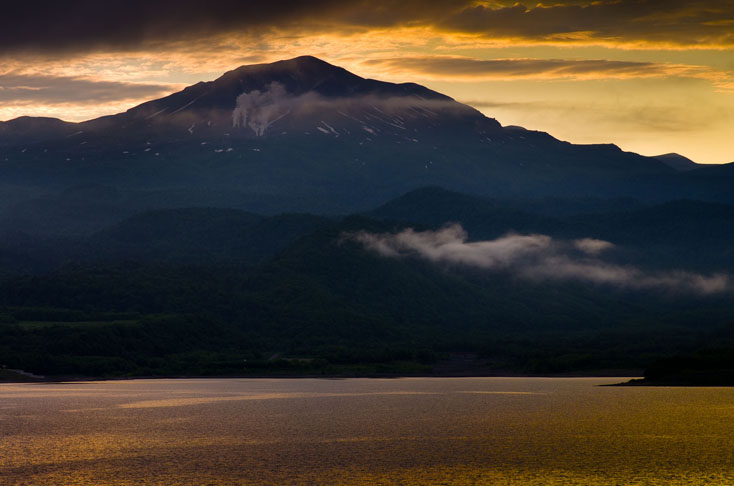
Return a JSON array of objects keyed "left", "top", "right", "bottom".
[{"left": 1, "top": 0, "right": 732, "bottom": 163}]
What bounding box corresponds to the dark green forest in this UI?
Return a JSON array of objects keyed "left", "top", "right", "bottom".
[{"left": 2, "top": 187, "right": 734, "bottom": 380}]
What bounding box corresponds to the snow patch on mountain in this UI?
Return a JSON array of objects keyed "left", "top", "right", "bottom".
[{"left": 233, "top": 82, "right": 464, "bottom": 137}]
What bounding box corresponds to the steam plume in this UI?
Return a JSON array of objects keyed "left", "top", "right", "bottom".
[
  {"left": 232, "top": 82, "right": 296, "bottom": 136},
  {"left": 232, "top": 83, "right": 472, "bottom": 136}
]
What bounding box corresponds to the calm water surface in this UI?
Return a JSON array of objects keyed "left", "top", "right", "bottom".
[{"left": 1, "top": 377, "right": 733, "bottom": 485}]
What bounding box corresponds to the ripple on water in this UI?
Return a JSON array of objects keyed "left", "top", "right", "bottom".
[{"left": 1, "top": 378, "right": 733, "bottom": 485}]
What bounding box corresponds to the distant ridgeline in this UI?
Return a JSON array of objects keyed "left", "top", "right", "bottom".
[{"left": 0, "top": 57, "right": 733, "bottom": 379}]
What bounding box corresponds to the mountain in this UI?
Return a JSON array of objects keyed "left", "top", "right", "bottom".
[
  {"left": 0, "top": 116, "right": 79, "bottom": 147},
  {"left": 94, "top": 55, "right": 473, "bottom": 134},
  {"left": 86, "top": 208, "right": 331, "bottom": 265},
  {"left": 652, "top": 153, "right": 700, "bottom": 171},
  {"left": 5, "top": 186, "right": 733, "bottom": 276},
  {"left": 1, "top": 55, "right": 697, "bottom": 218},
  {"left": 688, "top": 161, "right": 734, "bottom": 177},
  {"left": 0, "top": 206, "right": 331, "bottom": 274},
  {"left": 367, "top": 187, "right": 734, "bottom": 272},
  {"left": 365, "top": 186, "right": 560, "bottom": 239},
  {"left": 0, "top": 185, "right": 134, "bottom": 236}
]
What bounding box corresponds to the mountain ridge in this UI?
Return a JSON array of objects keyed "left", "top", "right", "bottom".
[{"left": 0, "top": 55, "right": 727, "bottom": 217}]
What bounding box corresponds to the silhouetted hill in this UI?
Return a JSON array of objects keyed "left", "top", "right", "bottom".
[
  {"left": 0, "top": 116, "right": 79, "bottom": 147},
  {"left": 3, "top": 186, "right": 734, "bottom": 276},
  {"left": 688, "top": 162, "right": 734, "bottom": 177},
  {"left": 652, "top": 153, "right": 700, "bottom": 171},
  {"left": 566, "top": 200, "right": 734, "bottom": 271},
  {"left": 368, "top": 187, "right": 734, "bottom": 272},
  {"left": 87, "top": 208, "right": 330, "bottom": 264},
  {"left": 366, "top": 186, "right": 560, "bottom": 238},
  {"left": 620, "top": 349, "right": 734, "bottom": 386},
  {"left": 0, "top": 185, "right": 134, "bottom": 236}
]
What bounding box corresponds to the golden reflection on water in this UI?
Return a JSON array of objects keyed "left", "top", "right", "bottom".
[{"left": 1, "top": 378, "right": 734, "bottom": 485}]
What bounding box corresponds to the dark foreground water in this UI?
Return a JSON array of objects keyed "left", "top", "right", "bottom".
[{"left": 2, "top": 378, "right": 733, "bottom": 485}]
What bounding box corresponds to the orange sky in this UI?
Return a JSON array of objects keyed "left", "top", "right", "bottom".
[{"left": 1, "top": 1, "right": 732, "bottom": 163}]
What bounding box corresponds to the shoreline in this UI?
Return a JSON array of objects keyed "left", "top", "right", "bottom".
[
  {"left": 608, "top": 377, "right": 734, "bottom": 387},
  {"left": 1, "top": 370, "right": 642, "bottom": 384}
]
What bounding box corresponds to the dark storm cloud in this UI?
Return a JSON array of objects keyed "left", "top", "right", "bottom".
[
  {"left": 0, "top": 74, "right": 173, "bottom": 104},
  {"left": 0, "top": 0, "right": 341, "bottom": 54},
  {"left": 1, "top": 1, "right": 732, "bottom": 54},
  {"left": 440, "top": 1, "right": 734, "bottom": 46}
]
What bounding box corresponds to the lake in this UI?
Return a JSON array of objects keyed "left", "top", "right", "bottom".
[{"left": 1, "top": 378, "right": 733, "bottom": 485}]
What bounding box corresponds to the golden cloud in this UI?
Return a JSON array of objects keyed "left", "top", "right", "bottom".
[
  {"left": 0, "top": 0, "right": 732, "bottom": 55},
  {"left": 361, "top": 56, "right": 734, "bottom": 87}
]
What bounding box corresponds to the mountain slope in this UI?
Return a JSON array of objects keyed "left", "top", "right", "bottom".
[
  {"left": 652, "top": 153, "right": 700, "bottom": 171},
  {"left": 367, "top": 187, "right": 734, "bottom": 272},
  {"left": 0, "top": 56, "right": 684, "bottom": 214},
  {"left": 0, "top": 116, "right": 79, "bottom": 147},
  {"left": 366, "top": 186, "right": 560, "bottom": 238},
  {"left": 87, "top": 208, "right": 331, "bottom": 264}
]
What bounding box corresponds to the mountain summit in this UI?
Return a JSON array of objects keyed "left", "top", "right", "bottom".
[
  {"left": 87, "top": 55, "right": 495, "bottom": 141},
  {"left": 0, "top": 56, "right": 717, "bottom": 215}
]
